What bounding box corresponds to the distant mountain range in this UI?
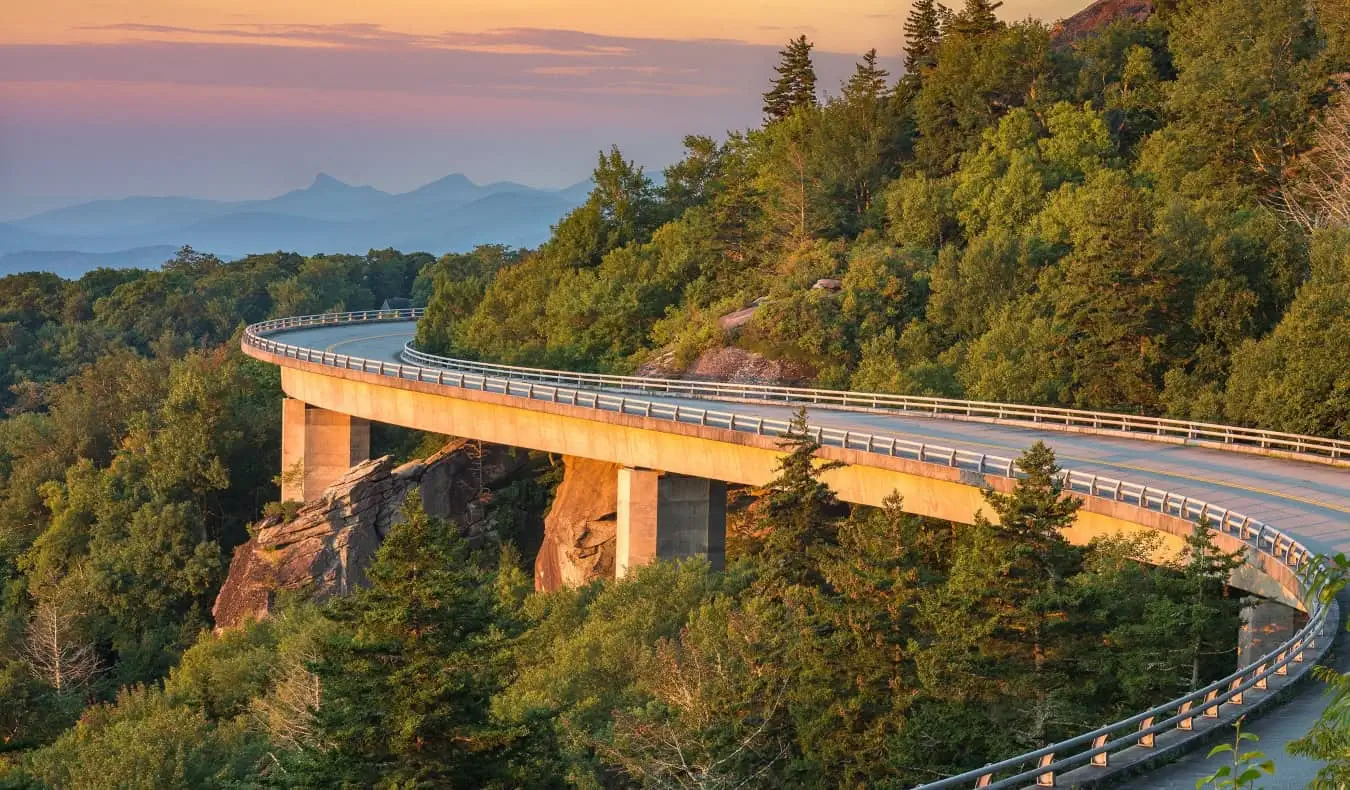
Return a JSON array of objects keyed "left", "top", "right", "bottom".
[{"left": 0, "top": 173, "right": 594, "bottom": 276}]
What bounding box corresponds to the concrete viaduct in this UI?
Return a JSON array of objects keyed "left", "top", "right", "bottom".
[{"left": 244, "top": 309, "right": 1349, "bottom": 789}]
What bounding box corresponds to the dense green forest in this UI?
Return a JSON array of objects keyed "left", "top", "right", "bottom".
[{"left": 1, "top": 0, "right": 1348, "bottom": 785}]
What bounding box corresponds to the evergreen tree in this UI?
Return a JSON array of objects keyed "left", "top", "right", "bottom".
[
  {"left": 763, "top": 36, "right": 819, "bottom": 122},
  {"left": 844, "top": 49, "right": 891, "bottom": 103},
  {"left": 904, "top": 0, "right": 944, "bottom": 75},
  {"left": 756, "top": 408, "right": 844, "bottom": 591},
  {"left": 288, "top": 493, "right": 509, "bottom": 785},
  {"left": 1173, "top": 519, "right": 1245, "bottom": 690},
  {"left": 978, "top": 442, "right": 1084, "bottom": 741},
  {"left": 951, "top": 0, "right": 1004, "bottom": 37}
]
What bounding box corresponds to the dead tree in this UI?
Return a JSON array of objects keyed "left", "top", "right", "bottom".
[
  {"left": 1282, "top": 93, "right": 1350, "bottom": 230},
  {"left": 23, "top": 598, "right": 102, "bottom": 694}
]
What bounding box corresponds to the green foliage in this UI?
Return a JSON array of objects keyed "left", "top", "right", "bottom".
[
  {"left": 285, "top": 493, "right": 511, "bottom": 786},
  {"left": 754, "top": 408, "right": 845, "bottom": 591},
  {"left": 1197, "top": 718, "right": 1275, "bottom": 790},
  {"left": 15, "top": 684, "right": 265, "bottom": 790},
  {"left": 904, "top": 0, "right": 944, "bottom": 76},
  {"left": 763, "top": 36, "right": 818, "bottom": 121},
  {"left": 1225, "top": 229, "right": 1350, "bottom": 438}
]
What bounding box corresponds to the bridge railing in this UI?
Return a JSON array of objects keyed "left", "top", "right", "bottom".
[
  {"left": 398, "top": 344, "right": 1346, "bottom": 466},
  {"left": 241, "top": 309, "right": 1348, "bottom": 463},
  {"left": 243, "top": 310, "right": 1339, "bottom": 788}
]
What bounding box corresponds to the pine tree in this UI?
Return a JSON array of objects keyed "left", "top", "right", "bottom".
[
  {"left": 763, "top": 35, "right": 819, "bottom": 122},
  {"left": 1174, "top": 519, "right": 1245, "bottom": 690},
  {"left": 904, "top": 0, "right": 944, "bottom": 75},
  {"left": 979, "top": 442, "right": 1085, "bottom": 741},
  {"left": 951, "top": 0, "right": 1004, "bottom": 37},
  {"left": 290, "top": 492, "right": 510, "bottom": 785},
  {"left": 844, "top": 49, "right": 891, "bottom": 103},
  {"left": 757, "top": 408, "right": 844, "bottom": 591}
]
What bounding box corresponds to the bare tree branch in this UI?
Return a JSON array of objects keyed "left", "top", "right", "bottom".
[{"left": 22, "top": 597, "right": 102, "bottom": 694}]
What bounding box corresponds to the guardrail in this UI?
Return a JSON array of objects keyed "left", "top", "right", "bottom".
[
  {"left": 399, "top": 338, "right": 1346, "bottom": 467},
  {"left": 242, "top": 309, "right": 1349, "bottom": 464},
  {"left": 243, "top": 309, "right": 1339, "bottom": 789}
]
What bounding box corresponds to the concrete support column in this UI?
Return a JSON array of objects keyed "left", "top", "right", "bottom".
[
  {"left": 281, "top": 398, "right": 371, "bottom": 502},
  {"left": 1238, "top": 599, "right": 1299, "bottom": 667},
  {"left": 616, "top": 468, "right": 726, "bottom": 578}
]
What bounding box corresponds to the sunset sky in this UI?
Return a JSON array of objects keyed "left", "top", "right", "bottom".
[{"left": 1, "top": 0, "right": 1084, "bottom": 212}]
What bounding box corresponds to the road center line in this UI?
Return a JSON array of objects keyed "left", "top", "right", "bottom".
[{"left": 324, "top": 331, "right": 415, "bottom": 353}]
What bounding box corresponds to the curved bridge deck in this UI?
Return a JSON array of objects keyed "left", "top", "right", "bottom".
[{"left": 247, "top": 315, "right": 1349, "bottom": 789}]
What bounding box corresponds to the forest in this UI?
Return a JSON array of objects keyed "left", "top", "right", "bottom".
[{"left": 0, "top": 0, "right": 1348, "bottom": 786}]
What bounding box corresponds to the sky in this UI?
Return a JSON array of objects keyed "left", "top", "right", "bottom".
[{"left": 0, "top": 0, "right": 1085, "bottom": 213}]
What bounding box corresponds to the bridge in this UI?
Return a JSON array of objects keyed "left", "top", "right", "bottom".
[{"left": 243, "top": 309, "right": 1349, "bottom": 789}]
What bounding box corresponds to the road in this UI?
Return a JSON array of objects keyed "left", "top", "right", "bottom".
[{"left": 279, "top": 319, "right": 1350, "bottom": 787}]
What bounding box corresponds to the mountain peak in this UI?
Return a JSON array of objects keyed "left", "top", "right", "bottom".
[
  {"left": 412, "top": 173, "right": 476, "bottom": 193},
  {"left": 309, "top": 173, "right": 352, "bottom": 190}
]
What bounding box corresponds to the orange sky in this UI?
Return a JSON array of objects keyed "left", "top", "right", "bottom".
[{"left": 10, "top": 0, "right": 1087, "bottom": 50}]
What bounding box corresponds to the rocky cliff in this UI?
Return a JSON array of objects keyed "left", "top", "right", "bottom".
[
  {"left": 1052, "top": 0, "right": 1153, "bottom": 45},
  {"left": 534, "top": 455, "right": 619, "bottom": 592},
  {"left": 637, "top": 346, "right": 812, "bottom": 386},
  {"left": 213, "top": 440, "right": 528, "bottom": 629}
]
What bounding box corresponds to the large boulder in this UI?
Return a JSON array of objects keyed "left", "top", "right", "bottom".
[
  {"left": 213, "top": 440, "right": 527, "bottom": 630},
  {"left": 534, "top": 456, "right": 619, "bottom": 592}
]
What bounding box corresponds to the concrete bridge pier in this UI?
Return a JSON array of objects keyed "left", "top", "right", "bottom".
[
  {"left": 281, "top": 398, "right": 371, "bottom": 502},
  {"left": 616, "top": 468, "right": 727, "bottom": 578}
]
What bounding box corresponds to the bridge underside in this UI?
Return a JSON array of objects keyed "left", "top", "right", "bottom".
[{"left": 276, "top": 363, "right": 1303, "bottom": 609}]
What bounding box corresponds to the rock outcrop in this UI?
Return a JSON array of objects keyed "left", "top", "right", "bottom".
[
  {"left": 213, "top": 440, "right": 527, "bottom": 630},
  {"left": 638, "top": 346, "right": 812, "bottom": 387},
  {"left": 534, "top": 456, "right": 619, "bottom": 592},
  {"left": 1052, "top": 0, "right": 1152, "bottom": 45}
]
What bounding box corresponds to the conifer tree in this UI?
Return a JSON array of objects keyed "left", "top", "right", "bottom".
[
  {"left": 763, "top": 36, "right": 819, "bottom": 122},
  {"left": 757, "top": 408, "right": 844, "bottom": 590},
  {"left": 291, "top": 493, "right": 509, "bottom": 785},
  {"left": 951, "top": 0, "right": 1004, "bottom": 37},
  {"left": 845, "top": 49, "right": 891, "bottom": 103},
  {"left": 1174, "top": 519, "right": 1245, "bottom": 690},
  {"left": 904, "top": 0, "right": 944, "bottom": 75},
  {"left": 979, "top": 441, "right": 1084, "bottom": 740}
]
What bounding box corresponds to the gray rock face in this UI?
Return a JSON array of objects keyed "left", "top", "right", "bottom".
[{"left": 213, "top": 440, "right": 527, "bottom": 630}]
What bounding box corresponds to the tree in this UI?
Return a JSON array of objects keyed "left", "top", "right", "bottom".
[
  {"left": 1173, "top": 520, "right": 1246, "bottom": 690},
  {"left": 844, "top": 49, "right": 890, "bottom": 103},
  {"left": 976, "top": 443, "right": 1084, "bottom": 742},
  {"left": 754, "top": 109, "right": 830, "bottom": 246},
  {"left": 1142, "top": 0, "right": 1322, "bottom": 197},
  {"left": 22, "top": 595, "right": 101, "bottom": 696},
  {"left": 287, "top": 493, "right": 510, "bottom": 785},
  {"left": 910, "top": 22, "right": 1056, "bottom": 172},
  {"left": 763, "top": 36, "right": 818, "bottom": 121},
  {"left": 756, "top": 408, "right": 844, "bottom": 592},
  {"left": 1224, "top": 229, "right": 1350, "bottom": 439},
  {"left": 602, "top": 598, "right": 795, "bottom": 788},
  {"left": 662, "top": 135, "right": 727, "bottom": 216},
  {"left": 1282, "top": 95, "right": 1350, "bottom": 231},
  {"left": 951, "top": 0, "right": 1004, "bottom": 38},
  {"left": 904, "top": 0, "right": 944, "bottom": 75}
]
